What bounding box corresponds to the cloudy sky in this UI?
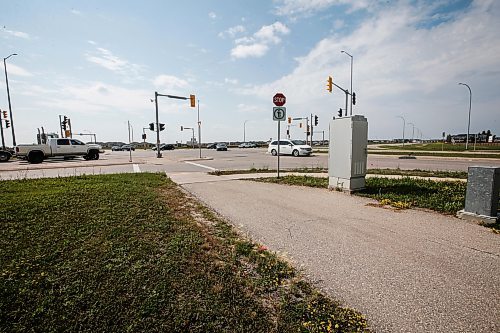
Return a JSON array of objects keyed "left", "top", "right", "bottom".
[{"left": 1, "top": 0, "right": 499, "bottom": 145}]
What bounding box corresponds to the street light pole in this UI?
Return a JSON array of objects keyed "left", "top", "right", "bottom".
[
  {"left": 341, "top": 50, "right": 353, "bottom": 116},
  {"left": 397, "top": 116, "right": 406, "bottom": 147},
  {"left": 3, "top": 53, "right": 17, "bottom": 146},
  {"left": 408, "top": 122, "right": 415, "bottom": 143},
  {"left": 197, "top": 99, "right": 201, "bottom": 158},
  {"left": 244, "top": 120, "right": 249, "bottom": 143},
  {"left": 458, "top": 82, "right": 472, "bottom": 150}
]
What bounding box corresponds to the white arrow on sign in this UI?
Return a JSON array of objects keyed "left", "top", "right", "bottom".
[{"left": 273, "top": 107, "right": 286, "bottom": 121}]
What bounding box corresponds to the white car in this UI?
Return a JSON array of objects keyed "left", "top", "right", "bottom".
[{"left": 267, "top": 139, "right": 312, "bottom": 157}]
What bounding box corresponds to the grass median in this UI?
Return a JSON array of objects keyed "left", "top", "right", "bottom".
[
  {"left": 255, "top": 175, "right": 467, "bottom": 214},
  {"left": 0, "top": 173, "right": 368, "bottom": 332}
]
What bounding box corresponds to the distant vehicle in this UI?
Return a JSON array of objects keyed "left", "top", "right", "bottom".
[
  {"left": 15, "top": 138, "right": 101, "bottom": 164},
  {"left": 111, "top": 146, "right": 122, "bottom": 151},
  {"left": 121, "top": 144, "right": 135, "bottom": 151},
  {"left": 216, "top": 143, "right": 228, "bottom": 151},
  {"left": 0, "top": 149, "right": 12, "bottom": 162},
  {"left": 267, "top": 139, "right": 312, "bottom": 157},
  {"left": 238, "top": 142, "right": 257, "bottom": 148},
  {"left": 207, "top": 143, "right": 217, "bottom": 149},
  {"left": 152, "top": 144, "right": 175, "bottom": 151}
]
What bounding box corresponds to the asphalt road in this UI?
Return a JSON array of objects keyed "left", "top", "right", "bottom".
[
  {"left": 1, "top": 148, "right": 500, "bottom": 180},
  {"left": 182, "top": 178, "right": 500, "bottom": 333}
]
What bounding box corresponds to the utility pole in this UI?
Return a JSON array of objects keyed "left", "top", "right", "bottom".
[
  {"left": 197, "top": 99, "right": 201, "bottom": 158},
  {"left": 3, "top": 54, "right": 17, "bottom": 146},
  {"left": 154, "top": 92, "right": 161, "bottom": 157}
]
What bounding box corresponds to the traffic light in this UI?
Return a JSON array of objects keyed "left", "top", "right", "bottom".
[
  {"left": 142, "top": 134, "right": 146, "bottom": 140},
  {"left": 5, "top": 120, "right": 10, "bottom": 128},
  {"left": 338, "top": 108, "right": 342, "bottom": 117},
  {"left": 159, "top": 123, "right": 165, "bottom": 131},
  {"left": 286, "top": 129, "right": 289, "bottom": 136},
  {"left": 314, "top": 115, "right": 318, "bottom": 126},
  {"left": 1, "top": 110, "right": 7, "bottom": 118},
  {"left": 61, "top": 116, "right": 68, "bottom": 130},
  {"left": 190, "top": 95, "right": 196, "bottom": 108},
  {"left": 149, "top": 123, "right": 154, "bottom": 131},
  {"left": 180, "top": 126, "right": 184, "bottom": 131},
  {"left": 299, "top": 123, "right": 302, "bottom": 128},
  {"left": 288, "top": 117, "right": 291, "bottom": 124},
  {"left": 352, "top": 92, "right": 356, "bottom": 105},
  {"left": 327, "top": 76, "right": 333, "bottom": 93}
]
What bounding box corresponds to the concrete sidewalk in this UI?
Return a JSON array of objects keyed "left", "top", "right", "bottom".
[{"left": 179, "top": 177, "right": 499, "bottom": 333}]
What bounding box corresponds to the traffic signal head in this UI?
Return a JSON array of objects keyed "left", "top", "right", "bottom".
[
  {"left": 159, "top": 123, "right": 165, "bottom": 131},
  {"left": 190, "top": 95, "right": 196, "bottom": 108},
  {"left": 1, "top": 110, "right": 7, "bottom": 118},
  {"left": 338, "top": 108, "right": 342, "bottom": 117},
  {"left": 288, "top": 117, "right": 291, "bottom": 124},
  {"left": 180, "top": 126, "right": 184, "bottom": 131},
  {"left": 352, "top": 92, "right": 356, "bottom": 105},
  {"left": 149, "top": 123, "right": 154, "bottom": 131},
  {"left": 327, "top": 76, "right": 333, "bottom": 93},
  {"left": 299, "top": 123, "right": 302, "bottom": 128},
  {"left": 142, "top": 134, "right": 146, "bottom": 140},
  {"left": 314, "top": 115, "right": 318, "bottom": 126},
  {"left": 5, "top": 120, "right": 10, "bottom": 128}
]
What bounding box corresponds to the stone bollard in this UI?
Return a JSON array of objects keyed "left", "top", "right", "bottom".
[{"left": 457, "top": 166, "right": 500, "bottom": 225}]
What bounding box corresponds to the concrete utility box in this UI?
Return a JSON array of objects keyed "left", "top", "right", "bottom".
[
  {"left": 458, "top": 166, "right": 500, "bottom": 225},
  {"left": 328, "top": 115, "right": 368, "bottom": 192}
]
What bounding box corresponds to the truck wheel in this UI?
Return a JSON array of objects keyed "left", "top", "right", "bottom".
[
  {"left": 0, "top": 151, "right": 11, "bottom": 162},
  {"left": 92, "top": 152, "right": 99, "bottom": 160},
  {"left": 28, "top": 152, "right": 44, "bottom": 164},
  {"left": 292, "top": 149, "right": 300, "bottom": 157}
]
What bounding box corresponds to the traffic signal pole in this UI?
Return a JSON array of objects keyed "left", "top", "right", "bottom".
[
  {"left": 0, "top": 110, "right": 5, "bottom": 150},
  {"left": 154, "top": 92, "right": 161, "bottom": 158}
]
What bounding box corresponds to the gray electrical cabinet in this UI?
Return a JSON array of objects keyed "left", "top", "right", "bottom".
[{"left": 328, "top": 115, "right": 368, "bottom": 192}]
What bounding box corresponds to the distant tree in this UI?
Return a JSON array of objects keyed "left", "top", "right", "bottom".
[
  {"left": 486, "top": 129, "right": 491, "bottom": 136},
  {"left": 446, "top": 134, "right": 452, "bottom": 143}
]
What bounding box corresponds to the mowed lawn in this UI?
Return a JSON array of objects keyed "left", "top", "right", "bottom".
[{"left": 0, "top": 173, "right": 367, "bottom": 333}]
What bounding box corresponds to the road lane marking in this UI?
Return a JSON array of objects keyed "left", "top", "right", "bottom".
[
  {"left": 133, "top": 164, "right": 141, "bottom": 173},
  {"left": 184, "top": 161, "right": 217, "bottom": 171}
]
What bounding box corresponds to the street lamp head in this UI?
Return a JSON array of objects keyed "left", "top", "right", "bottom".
[{"left": 4, "top": 53, "right": 18, "bottom": 60}]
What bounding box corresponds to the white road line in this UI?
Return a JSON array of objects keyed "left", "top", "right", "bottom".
[
  {"left": 133, "top": 164, "right": 141, "bottom": 173},
  {"left": 184, "top": 161, "right": 217, "bottom": 171}
]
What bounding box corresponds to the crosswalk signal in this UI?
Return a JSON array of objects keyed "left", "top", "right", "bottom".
[
  {"left": 352, "top": 92, "right": 356, "bottom": 105},
  {"left": 338, "top": 108, "right": 342, "bottom": 117},
  {"left": 288, "top": 117, "right": 291, "bottom": 124},
  {"left": 5, "top": 120, "right": 10, "bottom": 128},
  {"left": 1, "top": 110, "right": 7, "bottom": 118},
  {"left": 149, "top": 123, "right": 154, "bottom": 131},
  {"left": 190, "top": 95, "right": 196, "bottom": 108},
  {"left": 327, "top": 76, "right": 333, "bottom": 93},
  {"left": 159, "top": 123, "right": 165, "bottom": 131},
  {"left": 314, "top": 115, "right": 318, "bottom": 126}
]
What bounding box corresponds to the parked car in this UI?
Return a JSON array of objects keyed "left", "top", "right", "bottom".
[
  {"left": 152, "top": 144, "right": 175, "bottom": 151},
  {"left": 267, "top": 139, "right": 312, "bottom": 157},
  {"left": 238, "top": 142, "right": 257, "bottom": 148},
  {"left": 111, "top": 145, "right": 122, "bottom": 151},
  {"left": 121, "top": 144, "right": 135, "bottom": 151},
  {"left": 206, "top": 143, "right": 217, "bottom": 149},
  {"left": 216, "top": 143, "right": 228, "bottom": 151}
]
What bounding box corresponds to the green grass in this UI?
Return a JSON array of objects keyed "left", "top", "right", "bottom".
[
  {"left": 255, "top": 175, "right": 467, "bottom": 214},
  {"left": 0, "top": 173, "right": 368, "bottom": 332},
  {"left": 367, "top": 168, "right": 467, "bottom": 179},
  {"left": 209, "top": 166, "right": 327, "bottom": 176},
  {"left": 378, "top": 143, "right": 500, "bottom": 151}
]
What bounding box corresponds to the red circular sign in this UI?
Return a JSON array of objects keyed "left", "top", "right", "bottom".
[{"left": 273, "top": 93, "right": 286, "bottom": 106}]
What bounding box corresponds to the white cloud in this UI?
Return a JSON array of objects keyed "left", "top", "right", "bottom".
[
  {"left": 208, "top": 12, "right": 217, "bottom": 19},
  {"left": 1, "top": 28, "right": 30, "bottom": 39},
  {"left": 240, "top": 1, "right": 500, "bottom": 138},
  {"left": 218, "top": 25, "right": 246, "bottom": 39},
  {"left": 153, "top": 74, "right": 189, "bottom": 91},
  {"left": 231, "top": 44, "right": 269, "bottom": 59},
  {"left": 85, "top": 47, "right": 145, "bottom": 79},
  {"left": 5, "top": 63, "right": 33, "bottom": 77},
  {"left": 224, "top": 78, "right": 239, "bottom": 84},
  {"left": 71, "top": 9, "right": 82, "bottom": 16},
  {"left": 230, "top": 22, "right": 290, "bottom": 59}
]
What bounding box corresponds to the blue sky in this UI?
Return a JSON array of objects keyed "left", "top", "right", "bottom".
[{"left": 1, "top": 0, "right": 499, "bottom": 145}]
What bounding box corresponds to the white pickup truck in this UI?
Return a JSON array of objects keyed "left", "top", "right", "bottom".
[{"left": 15, "top": 138, "right": 101, "bottom": 164}]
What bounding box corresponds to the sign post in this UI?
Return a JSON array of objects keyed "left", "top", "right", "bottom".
[{"left": 273, "top": 93, "right": 287, "bottom": 178}]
